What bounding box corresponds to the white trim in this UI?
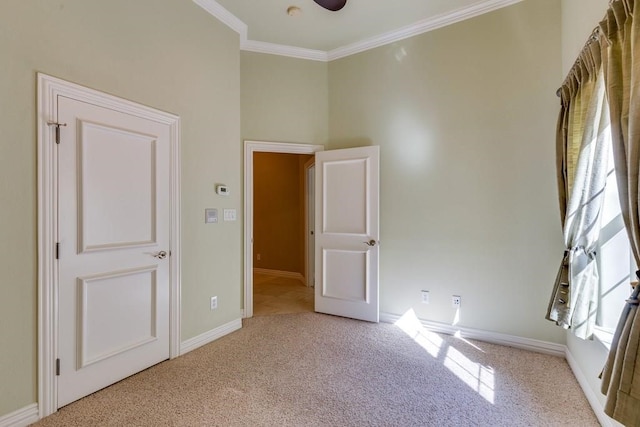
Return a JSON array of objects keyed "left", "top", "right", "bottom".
[
  {"left": 193, "top": 0, "right": 523, "bottom": 62},
  {"left": 169, "top": 97, "right": 183, "bottom": 364},
  {"left": 37, "top": 73, "right": 182, "bottom": 418},
  {"left": 593, "top": 327, "right": 614, "bottom": 350},
  {"left": 327, "top": 0, "right": 524, "bottom": 61},
  {"left": 192, "top": 0, "right": 247, "bottom": 37},
  {"left": 253, "top": 268, "right": 305, "bottom": 281},
  {"left": 565, "top": 347, "right": 616, "bottom": 427},
  {"left": 379, "top": 312, "right": 565, "bottom": 357},
  {"left": 37, "top": 74, "right": 58, "bottom": 419},
  {"left": 244, "top": 141, "right": 324, "bottom": 318},
  {"left": 180, "top": 318, "right": 242, "bottom": 355},
  {"left": 241, "top": 40, "right": 329, "bottom": 62},
  {"left": 303, "top": 158, "right": 315, "bottom": 288},
  {"left": 0, "top": 404, "right": 39, "bottom": 427}
]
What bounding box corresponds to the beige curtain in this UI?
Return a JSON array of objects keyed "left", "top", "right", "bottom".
[
  {"left": 598, "top": 1, "right": 640, "bottom": 424},
  {"left": 546, "top": 42, "right": 610, "bottom": 340}
]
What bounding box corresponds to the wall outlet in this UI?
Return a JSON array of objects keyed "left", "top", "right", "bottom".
[
  {"left": 210, "top": 296, "right": 218, "bottom": 310},
  {"left": 452, "top": 295, "right": 461, "bottom": 308},
  {"left": 257, "top": 253, "right": 261, "bottom": 261},
  {"left": 421, "top": 290, "right": 430, "bottom": 304}
]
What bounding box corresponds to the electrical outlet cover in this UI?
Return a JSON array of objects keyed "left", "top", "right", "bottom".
[
  {"left": 452, "top": 295, "right": 461, "bottom": 308},
  {"left": 421, "top": 290, "right": 430, "bottom": 304}
]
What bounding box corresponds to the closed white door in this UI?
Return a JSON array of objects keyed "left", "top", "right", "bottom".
[
  {"left": 57, "top": 95, "right": 171, "bottom": 407},
  {"left": 315, "top": 146, "right": 380, "bottom": 322}
]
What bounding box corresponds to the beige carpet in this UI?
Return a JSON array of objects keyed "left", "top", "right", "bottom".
[{"left": 33, "top": 313, "right": 599, "bottom": 426}]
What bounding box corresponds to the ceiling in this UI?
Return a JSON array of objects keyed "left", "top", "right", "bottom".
[{"left": 195, "top": 0, "right": 523, "bottom": 61}]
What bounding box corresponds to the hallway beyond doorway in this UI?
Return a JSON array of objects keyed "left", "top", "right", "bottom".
[{"left": 253, "top": 272, "right": 313, "bottom": 316}]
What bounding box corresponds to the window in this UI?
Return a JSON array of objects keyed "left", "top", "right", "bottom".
[{"left": 595, "top": 131, "right": 636, "bottom": 343}]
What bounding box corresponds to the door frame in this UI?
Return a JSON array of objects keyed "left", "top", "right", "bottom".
[
  {"left": 37, "top": 73, "right": 182, "bottom": 418},
  {"left": 303, "top": 159, "right": 315, "bottom": 288},
  {"left": 243, "top": 140, "right": 323, "bottom": 318}
]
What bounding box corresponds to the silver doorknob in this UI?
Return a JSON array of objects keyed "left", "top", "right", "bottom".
[
  {"left": 364, "top": 240, "right": 378, "bottom": 247},
  {"left": 153, "top": 251, "right": 168, "bottom": 259}
]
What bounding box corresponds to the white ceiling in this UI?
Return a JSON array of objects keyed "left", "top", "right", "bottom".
[{"left": 194, "top": 0, "right": 524, "bottom": 61}]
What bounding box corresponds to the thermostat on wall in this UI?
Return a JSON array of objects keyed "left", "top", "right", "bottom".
[{"left": 216, "top": 185, "right": 230, "bottom": 196}]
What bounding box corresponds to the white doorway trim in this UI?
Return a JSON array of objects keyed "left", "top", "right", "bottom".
[
  {"left": 243, "top": 140, "right": 323, "bottom": 318},
  {"left": 37, "top": 74, "right": 182, "bottom": 418},
  {"left": 303, "top": 159, "right": 315, "bottom": 288}
]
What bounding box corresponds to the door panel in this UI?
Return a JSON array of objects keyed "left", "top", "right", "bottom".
[
  {"left": 323, "top": 159, "right": 368, "bottom": 234},
  {"left": 323, "top": 249, "right": 369, "bottom": 301},
  {"left": 78, "top": 266, "right": 158, "bottom": 369},
  {"left": 315, "top": 146, "right": 379, "bottom": 322},
  {"left": 57, "top": 95, "right": 170, "bottom": 408},
  {"left": 79, "top": 121, "right": 158, "bottom": 250}
]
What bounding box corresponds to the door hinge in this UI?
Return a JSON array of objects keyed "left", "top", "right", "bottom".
[
  {"left": 47, "top": 122, "right": 67, "bottom": 144},
  {"left": 55, "top": 242, "right": 60, "bottom": 260},
  {"left": 55, "top": 358, "right": 60, "bottom": 376}
]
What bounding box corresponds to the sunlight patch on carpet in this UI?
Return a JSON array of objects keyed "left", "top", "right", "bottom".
[
  {"left": 395, "top": 309, "right": 495, "bottom": 404},
  {"left": 443, "top": 346, "right": 495, "bottom": 404},
  {"left": 395, "top": 309, "right": 443, "bottom": 358}
]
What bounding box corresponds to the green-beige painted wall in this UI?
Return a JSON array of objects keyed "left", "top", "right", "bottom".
[
  {"left": 241, "top": 52, "right": 328, "bottom": 145},
  {"left": 327, "top": 0, "right": 566, "bottom": 342},
  {"left": 0, "top": 0, "right": 241, "bottom": 416},
  {"left": 3, "top": 0, "right": 613, "bottom": 420}
]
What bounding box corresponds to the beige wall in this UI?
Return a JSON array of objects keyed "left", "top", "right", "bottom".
[
  {"left": 562, "top": 0, "right": 607, "bottom": 75},
  {"left": 241, "top": 52, "right": 329, "bottom": 145},
  {"left": 254, "top": 153, "right": 312, "bottom": 273},
  {"left": 0, "top": 0, "right": 241, "bottom": 417},
  {"left": 328, "top": 0, "right": 566, "bottom": 342},
  {"left": 1, "top": 0, "right": 613, "bottom": 420},
  {"left": 561, "top": 0, "right": 619, "bottom": 423}
]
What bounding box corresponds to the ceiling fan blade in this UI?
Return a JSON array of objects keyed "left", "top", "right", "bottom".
[{"left": 313, "top": 0, "right": 347, "bottom": 11}]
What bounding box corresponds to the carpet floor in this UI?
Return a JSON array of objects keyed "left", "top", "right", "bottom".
[{"left": 33, "top": 312, "right": 599, "bottom": 426}]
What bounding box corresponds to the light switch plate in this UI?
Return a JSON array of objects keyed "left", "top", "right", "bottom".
[{"left": 223, "top": 209, "right": 237, "bottom": 221}]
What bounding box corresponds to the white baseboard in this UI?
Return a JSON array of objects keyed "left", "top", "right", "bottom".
[
  {"left": 379, "top": 312, "right": 565, "bottom": 357},
  {"left": 253, "top": 268, "right": 304, "bottom": 281},
  {"left": 565, "top": 347, "right": 617, "bottom": 427},
  {"left": 180, "top": 318, "right": 242, "bottom": 355},
  {"left": 0, "top": 403, "right": 39, "bottom": 427}
]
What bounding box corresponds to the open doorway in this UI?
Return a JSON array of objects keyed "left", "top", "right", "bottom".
[
  {"left": 243, "top": 141, "right": 323, "bottom": 318},
  {"left": 252, "top": 151, "right": 313, "bottom": 315}
]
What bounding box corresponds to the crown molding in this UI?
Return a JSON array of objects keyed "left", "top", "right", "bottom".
[
  {"left": 327, "top": 0, "right": 525, "bottom": 60},
  {"left": 241, "top": 40, "right": 329, "bottom": 62},
  {"left": 193, "top": 0, "right": 525, "bottom": 62},
  {"left": 192, "top": 0, "right": 325, "bottom": 62}
]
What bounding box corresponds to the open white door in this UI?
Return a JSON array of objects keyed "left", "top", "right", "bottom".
[{"left": 315, "top": 146, "right": 379, "bottom": 322}]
